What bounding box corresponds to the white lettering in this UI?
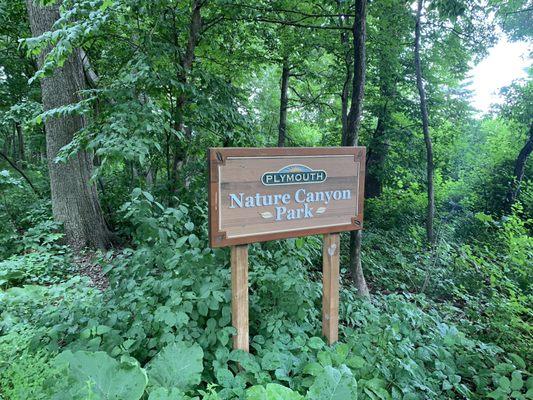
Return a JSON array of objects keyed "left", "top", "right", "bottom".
[
  {"left": 228, "top": 188, "right": 351, "bottom": 214},
  {"left": 275, "top": 206, "right": 286, "bottom": 220},
  {"left": 295, "top": 188, "right": 306, "bottom": 203},
  {"left": 229, "top": 193, "right": 243, "bottom": 208},
  {"left": 245, "top": 196, "right": 255, "bottom": 208},
  {"left": 287, "top": 209, "right": 297, "bottom": 220}
]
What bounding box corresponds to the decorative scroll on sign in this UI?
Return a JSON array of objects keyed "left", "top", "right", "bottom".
[{"left": 208, "top": 147, "right": 366, "bottom": 248}]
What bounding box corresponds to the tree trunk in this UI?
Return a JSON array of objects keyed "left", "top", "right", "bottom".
[
  {"left": 340, "top": 31, "right": 353, "bottom": 144},
  {"left": 414, "top": 0, "right": 435, "bottom": 246},
  {"left": 26, "top": 0, "right": 111, "bottom": 250},
  {"left": 507, "top": 123, "right": 533, "bottom": 205},
  {"left": 146, "top": 165, "right": 156, "bottom": 189},
  {"left": 343, "top": 0, "right": 366, "bottom": 148},
  {"left": 15, "top": 123, "right": 25, "bottom": 162},
  {"left": 10, "top": 129, "right": 16, "bottom": 161},
  {"left": 278, "top": 60, "right": 290, "bottom": 147},
  {"left": 344, "top": 0, "right": 369, "bottom": 297},
  {"left": 2, "top": 131, "right": 9, "bottom": 156}
]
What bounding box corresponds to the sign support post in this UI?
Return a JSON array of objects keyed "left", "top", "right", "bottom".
[
  {"left": 209, "top": 147, "right": 366, "bottom": 351},
  {"left": 322, "top": 233, "right": 340, "bottom": 345},
  {"left": 231, "top": 244, "right": 249, "bottom": 352}
]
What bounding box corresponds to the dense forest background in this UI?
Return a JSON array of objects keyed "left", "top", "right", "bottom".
[{"left": 0, "top": 0, "right": 531, "bottom": 399}]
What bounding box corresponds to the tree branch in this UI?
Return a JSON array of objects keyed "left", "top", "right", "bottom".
[
  {"left": 0, "top": 151, "right": 41, "bottom": 197},
  {"left": 229, "top": 3, "right": 354, "bottom": 19}
]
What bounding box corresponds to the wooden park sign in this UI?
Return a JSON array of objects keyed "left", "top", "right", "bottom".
[{"left": 208, "top": 147, "right": 366, "bottom": 350}]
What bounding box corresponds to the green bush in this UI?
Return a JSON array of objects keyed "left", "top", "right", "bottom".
[
  {"left": 0, "top": 329, "right": 57, "bottom": 400},
  {"left": 1, "top": 190, "right": 531, "bottom": 399}
]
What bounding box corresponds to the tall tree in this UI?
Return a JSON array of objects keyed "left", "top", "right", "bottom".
[
  {"left": 169, "top": 0, "right": 203, "bottom": 198},
  {"left": 343, "top": 0, "right": 366, "bottom": 149},
  {"left": 26, "top": 0, "right": 111, "bottom": 249},
  {"left": 278, "top": 59, "right": 290, "bottom": 147},
  {"left": 15, "top": 123, "right": 24, "bottom": 162},
  {"left": 414, "top": 0, "right": 435, "bottom": 246},
  {"left": 0, "top": 0, "right": 39, "bottom": 165},
  {"left": 364, "top": 0, "right": 412, "bottom": 199},
  {"left": 500, "top": 79, "right": 533, "bottom": 206},
  {"left": 338, "top": 6, "right": 353, "bottom": 145},
  {"left": 342, "top": 0, "right": 369, "bottom": 297},
  {"left": 507, "top": 123, "right": 533, "bottom": 204}
]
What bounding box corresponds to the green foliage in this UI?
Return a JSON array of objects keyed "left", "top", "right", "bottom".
[
  {"left": 0, "top": 329, "right": 57, "bottom": 400},
  {"left": 0, "top": 246, "right": 71, "bottom": 288},
  {"left": 306, "top": 365, "right": 357, "bottom": 400},
  {"left": 0, "top": 207, "right": 72, "bottom": 288},
  {"left": 246, "top": 383, "right": 304, "bottom": 399},
  {"left": 0, "top": 0, "right": 532, "bottom": 399},
  {"left": 51, "top": 350, "right": 148, "bottom": 400},
  {"left": 146, "top": 341, "right": 204, "bottom": 391},
  {"left": 0, "top": 170, "right": 22, "bottom": 189},
  {"left": 1, "top": 192, "right": 532, "bottom": 399}
]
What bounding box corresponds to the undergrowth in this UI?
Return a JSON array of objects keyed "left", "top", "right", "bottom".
[{"left": 0, "top": 189, "right": 531, "bottom": 399}]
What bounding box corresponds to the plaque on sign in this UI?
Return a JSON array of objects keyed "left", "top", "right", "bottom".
[{"left": 208, "top": 147, "right": 366, "bottom": 248}]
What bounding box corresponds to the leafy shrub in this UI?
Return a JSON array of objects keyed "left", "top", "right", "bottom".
[
  {"left": 48, "top": 341, "right": 208, "bottom": 399},
  {"left": 1, "top": 191, "right": 531, "bottom": 399},
  {"left": 0, "top": 329, "right": 57, "bottom": 400},
  {"left": 0, "top": 248, "right": 71, "bottom": 288},
  {"left": 0, "top": 278, "right": 102, "bottom": 351}
]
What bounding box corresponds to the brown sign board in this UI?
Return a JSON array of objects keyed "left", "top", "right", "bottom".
[{"left": 208, "top": 147, "right": 366, "bottom": 248}]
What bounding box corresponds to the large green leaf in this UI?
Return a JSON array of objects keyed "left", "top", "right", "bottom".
[
  {"left": 361, "top": 377, "right": 391, "bottom": 400},
  {"left": 306, "top": 365, "right": 357, "bottom": 400},
  {"left": 148, "top": 387, "right": 189, "bottom": 400},
  {"left": 52, "top": 351, "right": 147, "bottom": 400},
  {"left": 246, "top": 383, "right": 304, "bottom": 400},
  {"left": 147, "top": 341, "right": 204, "bottom": 390}
]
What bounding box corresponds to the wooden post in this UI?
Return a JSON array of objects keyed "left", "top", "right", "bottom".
[
  {"left": 231, "top": 244, "right": 249, "bottom": 352},
  {"left": 322, "top": 233, "right": 340, "bottom": 345}
]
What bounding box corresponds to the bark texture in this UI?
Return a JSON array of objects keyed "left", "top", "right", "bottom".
[
  {"left": 278, "top": 61, "right": 290, "bottom": 147},
  {"left": 15, "top": 123, "right": 25, "bottom": 162},
  {"left": 414, "top": 0, "right": 435, "bottom": 246},
  {"left": 507, "top": 123, "right": 533, "bottom": 205},
  {"left": 343, "top": 0, "right": 366, "bottom": 148},
  {"left": 26, "top": 0, "right": 111, "bottom": 249},
  {"left": 340, "top": 30, "right": 352, "bottom": 143},
  {"left": 343, "top": 0, "right": 369, "bottom": 298}
]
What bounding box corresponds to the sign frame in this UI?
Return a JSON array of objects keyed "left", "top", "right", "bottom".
[{"left": 208, "top": 147, "right": 366, "bottom": 248}]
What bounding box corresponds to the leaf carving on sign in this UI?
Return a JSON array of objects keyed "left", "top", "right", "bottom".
[
  {"left": 316, "top": 207, "right": 327, "bottom": 214},
  {"left": 260, "top": 211, "right": 273, "bottom": 219},
  {"left": 328, "top": 243, "right": 337, "bottom": 257}
]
